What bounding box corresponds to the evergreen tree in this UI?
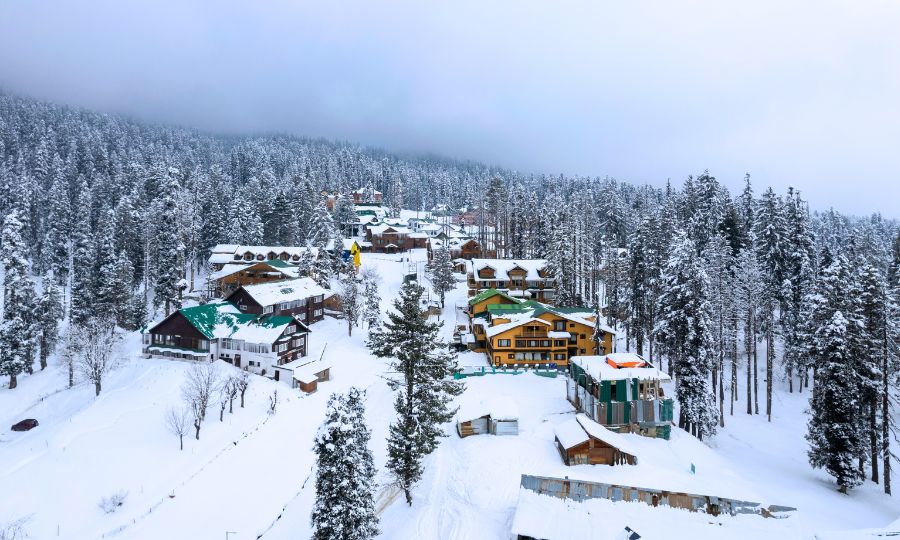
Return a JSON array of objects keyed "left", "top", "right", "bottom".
[
  {"left": 43, "top": 168, "right": 71, "bottom": 284},
  {"left": 340, "top": 272, "right": 361, "bottom": 336},
  {"left": 93, "top": 207, "right": 119, "bottom": 316},
  {"left": 37, "top": 271, "right": 63, "bottom": 371},
  {"left": 368, "top": 281, "right": 464, "bottom": 504},
  {"left": 70, "top": 177, "right": 95, "bottom": 325},
  {"left": 427, "top": 245, "right": 455, "bottom": 308},
  {"left": 334, "top": 194, "right": 357, "bottom": 237},
  {"left": 362, "top": 272, "right": 381, "bottom": 330},
  {"left": 655, "top": 230, "right": 718, "bottom": 438},
  {"left": 807, "top": 310, "right": 863, "bottom": 493},
  {"left": 153, "top": 171, "right": 185, "bottom": 316},
  {"left": 0, "top": 210, "right": 32, "bottom": 389},
  {"left": 311, "top": 388, "right": 379, "bottom": 540}
]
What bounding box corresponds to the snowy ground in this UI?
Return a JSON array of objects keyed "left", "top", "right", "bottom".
[{"left": 1, "top": 248, "right": 898, "bottom": 539}]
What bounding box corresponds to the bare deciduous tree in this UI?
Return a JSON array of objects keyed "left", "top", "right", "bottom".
[
  {"left": 189, "top": 397, "right": 203, "bottom": 440},
  {"left": 0, "top": 515, "right": 31, "bottom": 540},
  {"left": 268, "top": 389, "right": 278, "bottom": 415},
  {"left": 66, "top": 318, "right": 121, "bottom": 396},
  {"left": 182, "top": 362, "right": 219, "bottom": 422},
  {"left": 236, "top": 369, "right": 250, "bottom": 408},
  {"left": 164, "top": 406, "right": 189, "bottom": 450},
  {"left": 225, "top": 374, "right": 239, "bottom": 414}
]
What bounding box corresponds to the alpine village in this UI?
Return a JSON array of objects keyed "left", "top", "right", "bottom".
[{"left": 1, "top": 89, "right": 899, "bottom": 540}]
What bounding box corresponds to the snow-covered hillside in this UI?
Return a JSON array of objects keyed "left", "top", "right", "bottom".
[{"left": 1, "top": 249, "right": 898, "bottom": 539}]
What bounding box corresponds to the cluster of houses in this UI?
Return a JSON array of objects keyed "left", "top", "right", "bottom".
[{"left": 145, "top": 243, "right": 339, "bottom": 393}]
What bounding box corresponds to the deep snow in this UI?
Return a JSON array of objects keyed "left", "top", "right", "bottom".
[{"left": 1, "top": 248, "right": 898, "bottom": 539}]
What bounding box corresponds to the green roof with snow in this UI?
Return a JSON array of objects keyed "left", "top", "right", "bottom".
[
  {"left": 179, "top": 303, "right": 257, "bottom": 339},
  {"left": 467, "top": 288, "right": 520, "bottom": 306}
]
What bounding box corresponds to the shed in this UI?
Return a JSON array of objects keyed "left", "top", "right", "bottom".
[
  {"left": 290, "top": 360, "right": 331, "bottom": 394},
  {"left": 456, "top": 396, "right": 519, "bottom": 437},
  {"left": 554, "top": 414, "right": 638, "bottom": 466}
]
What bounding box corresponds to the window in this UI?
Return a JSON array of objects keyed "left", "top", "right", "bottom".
[
  {"left": 508, "top": 354, "right": 515, "bottom": 359},
  {"left": 569, "top": 323, "right": 576, "bottom": 328},
  {"left": 554, "top": 340, "right": 566, "bottom": 347},
  {"left": 286, "top": 325, "right": 296, "bottom": 334},
  {"left": 314, "top": 309, "right": 323, "bottom": 317},
  {"left": 264, "top": 305, "right": 274, "bottom": 314},
  {"left": 554, "top": 321, "right": 566, "bottom": 331},
  {"left": 497, "top": 339, "right": 511, "bottom": 347},
  {"left": 275, "top": 342, "right": 289, "bottom": 353},
  {"left": 554, "top": 353, "right": 566, "bottom": 360}
]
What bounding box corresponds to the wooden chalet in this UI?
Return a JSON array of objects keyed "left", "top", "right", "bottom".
[
  {"left": 225, "top": 278, "right": 330, "bottom": 325},
  {"left": 365, "top": 221, "right": 428, "bottom": 253},
  {"left": 567, "top": 354, "right": 674, "bottom": 439},
  {"left": 352, "top": 187, "right": 382, "bottom": 204},
  {"left": 468, "top": 259, "right": 556, "bottom": 302},
  {"left": 272, "top": 358, "right": 331, "bottom": 392},
  {"left": 206, "top": 260, "right": 301, "bottom": 297},
  {"left": 143, "top": 302, "right": 310, "bottom": 377},
  {"left": 465, "top": 293, "right": 615, "bottom": 368},
  {"left": 426, "top": 236, "right": 485, "bottom": 262},
  {"left": 208, "top": 244, "right": 324, "bottom": 271},
  {"left": 554, "top": 414, "right": 638, "bottom": 466}
]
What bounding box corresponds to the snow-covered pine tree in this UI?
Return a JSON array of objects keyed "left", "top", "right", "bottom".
[
  {"left": 781, "top": 187, "right": 817, "bottom": 393},
  {"left": 93, "top": 207, "right": 119, "bottom": 317},
  {"left": 153, "top": 170, "right": 185, "bottom": 316},
  {"left": 70, "top": 178, "right": 95, "bottom": 325},
  {"left": 37, "top": 270, "right": 63, "bottom": 371},
  {"left": 655, "top": 229, "right": 718, "bottom": 439},
  {"left": 857, "top": 262, "right": 889, "bottom": 484},
  {"left": 427, "top": 245, "right": 455, "bottom": 308},
  {"left": 702, "top": 233, "right": 736, "bottom": 426},
  {"left": 340, "top": 272, "right": 361, "bottom": 336},
  {"left": 333, "top": 194, "right": 357, "bottom": 237},
  {"left": 734, "top": 246, "right": 762, "bottom": 415},
  {"left": 807, "top": 310, "right": 863, "bottom": 493},
  {"left": 311, "top": 388, "right": 379, "bottom": 540},
  {"left": 43, "top": 168, "right": 70, "bottom": 285},
  {"left": 362, "top": 272, "right": 381, "bottom": 330},
  {"left": 0, "top": 210, "right": 32, "bottom": 389},
  {"left": 368, "top": 281, "right": 464, "bottom": 504},
  {"left": 753, "top": 187, "right": 786, "bottom": 422}
]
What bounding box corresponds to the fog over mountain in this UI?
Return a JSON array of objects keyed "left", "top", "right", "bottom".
[{"left": 1, "top": 0, "right": 899, "bottom": 216}]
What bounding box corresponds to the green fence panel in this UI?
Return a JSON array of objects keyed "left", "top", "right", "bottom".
[{"left": 600, "top": 381, "right": 611, "bottom": 402}]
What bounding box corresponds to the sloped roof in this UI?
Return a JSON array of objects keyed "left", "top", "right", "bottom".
[
  {"left": 236, "top": 278, "right": 331, "bottom": 307},
  {"left": 485, "top": 317, "right": 550, "bottom": 338},
  {"left": 167, "top": 303, "right": 305, "bottom": 344},
  {"left": 457, "top": 396, "right": 520, "bottom": 423},
  {"left": 554, "top": 418, "right": 590, "bottom": 449},
  {"left": 468, "top": 288, "right": 519, "bottom": 306},
  {"left": 208, "top": 261, "right": 299, "bottom": 281},
  {"left": 471, "top": 259, "right": 548, "bottom": 280},
  {"left": 570, "top": 355, "right": 672, "bottom": 382},
  {"left": 575, "top": 414, "right": 638, "bottom": 458}
]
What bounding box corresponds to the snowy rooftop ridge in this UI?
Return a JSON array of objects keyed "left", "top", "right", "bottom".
[
  {"left": 457, "top": 395, "right": 520, "bottom": 423},
  {"left": 236, "top": 277, "right": 332, "bottom": 307},
  {"left": 570, "top": 355, "right": 672, "bottom": 382},
  {"left": 471, "top": 258, "right": 549, "bottom": 280}
]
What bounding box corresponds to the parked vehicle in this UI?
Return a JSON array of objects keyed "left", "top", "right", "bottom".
[{"left": 10, "top": 419, "right": 39, "bottom": 432}]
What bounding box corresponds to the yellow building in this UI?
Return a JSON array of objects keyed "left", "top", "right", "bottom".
[{"left": 467, "top": 292, "right": 615, "bottom": 367}]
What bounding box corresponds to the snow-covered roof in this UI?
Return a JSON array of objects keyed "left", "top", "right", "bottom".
[
  {"left": 575, "top": 414, "right": 637, "bottom": 457},
  {"left": 368, "top": 223, "right": 411, "bottom": 235},
  {"left": 208, "top": 262, "right": 299, "bottom": 281},
  {"left": 291, "top": 360, "right": 331, "bottom": 384},
  {"left": 207, "top": 245, "right": 322, "bottom": 265},
  {"left": 570, "top": 355, "right": 672, "bottom": 382},
  {"left": 471, "top": 259, "right": 548, "bottom": 280},
  {"left": 554, "top": 418, "right": 590, "bottom": 449},
  {"left": 457, "top": 396, "right": 520, "bottom": 423},
  {"left": 547, "top": 331, "right": 570, "bottom": 338},
  {"left": 485, "top": 317, "right": 550, "bottom": 338},
  {"left": 156, "top": 302, "right": 301, "bottom": 345},
  {"left": 237, "top": 278, "right": 331, "bottom": 307}
]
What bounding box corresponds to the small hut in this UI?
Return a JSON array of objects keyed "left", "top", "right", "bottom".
[
  {"left": 554, "top": 414, "right": 638, "bottom": 466},
  {"left": 291, "top": 361, "right": 331, "bottom": 394},
  {"left": 457, "top": 396, "right": 519, "bottom": 437}
]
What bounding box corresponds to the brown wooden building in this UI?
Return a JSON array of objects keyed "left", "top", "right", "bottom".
[
  {"left": 207, "top": 261, "right": 301, "bottom": 297},
  {"left": 225, "top": 278, "right": 330, "bottom": 325},
  {"left": 554, "top": 414, "right": 638, "bottom": 466}
]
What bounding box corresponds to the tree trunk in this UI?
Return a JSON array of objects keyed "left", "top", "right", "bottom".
[
  {"left": 787, "top": 364, "right": 793, "bottom": 393},
  {"left": 39, "top": 335, "right": 48, "bottom": 370},
  {"left": 746, "top": 323, "right": 752, "bottom": 414},
  {"left": 884, "top": 324, "right": 892, "bottom": 495},
  {"left": 871, "top": 401, "right": 879, "bottom": 483},
  {"left": 220, "top": 406, "right": 225, "bottom": 422},
  {"left": 240, "top": 389, "right": 247, "bottom": 408},
  {"left": 229, "top": 398, "right": 234, "bottom": 414},
  {"left": 68, "top": 362, "right": 74, "bottom": 388},
  {"left": 95, "top": 380, "right": 102, "bottom": 396},
  {"left": 194, "top": 422, "right": 201, "bottom": 440},
  {"left": 8, "top": 374, "right": 17, "bottom": 389},
  {"left": 179, "top": 434, "right": 184, "bottom": 451},
  {"left": 753, "top": 319, "right": 759, "bottom": 415},
  {"left": 766, "top": 325, "right": 773, "bottom": 422}
]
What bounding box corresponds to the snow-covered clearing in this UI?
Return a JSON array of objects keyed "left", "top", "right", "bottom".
[{"left": 1, "top": 249, "right": 898, "bottom": 539}]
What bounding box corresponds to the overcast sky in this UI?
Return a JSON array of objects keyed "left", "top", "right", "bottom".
[{"left": 1, "top": 0, "right": 898, "bottom": 216}]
